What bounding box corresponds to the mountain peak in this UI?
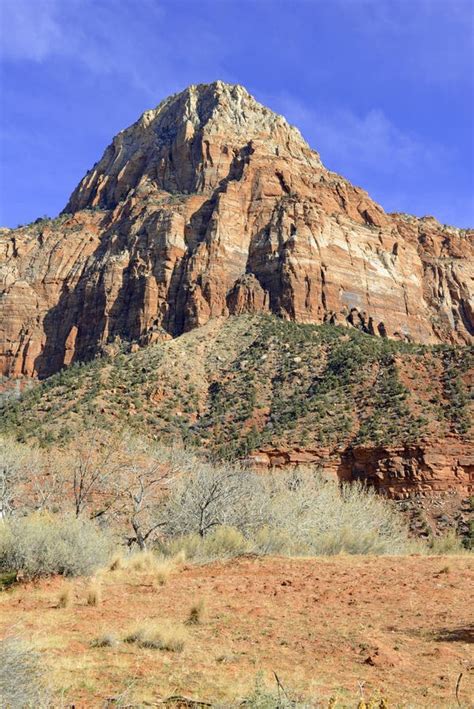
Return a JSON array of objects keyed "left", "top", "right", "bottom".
[
  {"left": 65, "top": 82, "right": 319, "bottom": 212},
  {"left": 141, "top": 81, "right": 292, "bottom": 134},
  {"left": 2, "top": 84, "right": 473, "bottom": 385},
  {"left": 135, "top": 80, "right": 297, "bottom": 144}
]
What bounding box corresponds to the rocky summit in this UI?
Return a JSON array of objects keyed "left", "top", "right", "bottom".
[{"left": 0, "top": 81, "right": 473, "bottom": 379}]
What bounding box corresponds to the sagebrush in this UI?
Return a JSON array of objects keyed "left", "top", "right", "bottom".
[
  {"left": 0, "top": 513, "right": 112, "bottom": 579},
  {"left": 0, "top": 638, "right": 50, "bottom": 707}
]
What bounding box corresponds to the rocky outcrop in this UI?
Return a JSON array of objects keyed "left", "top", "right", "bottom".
[
  {"left": 249, "top": 438, "right": 474, "bottom": 499},
  {"left": 1, "top": 81, "right": 473, "bottom": 378}
]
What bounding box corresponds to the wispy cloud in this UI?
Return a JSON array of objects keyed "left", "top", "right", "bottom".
[
  {"left": 333, "top": 0, "right": 474, "bottom": 86},
  {"left": 1, "top": 0, "right": 470, "bottom": 228},
  {"left": 267, "top": 92, "right": 451, "bottom": 177},
  {"left": 0, "top": 0, "right": 63, "bottom": 61},
  {"left": 0, "top": 0, "right": 228, "bottom": 100}
]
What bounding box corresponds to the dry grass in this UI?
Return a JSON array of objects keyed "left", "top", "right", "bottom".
[
  {"left": 1, "top": 556, "right": 472, "bottom": 706},
  {"left": 108, "top": 554, "right": 123, "bottom": 572},
  {"left": 186, "top": 598, "right": 206, "bottom": 625},
  {"left": 86, "top": 581, "right": 102, "bottom": 607},
  {"left": 57, "top": 585, "right": 72, "bottom": 609},
  {"left": 110, "top": 551, "right": 178, "bottom": 588},
  {"left": 155, "top": 557, "right": 178, "bottom": 587},
  {"left": 90, "top": 633, "right": 119, "bottom": 648},
  {"left": 128, "top": 550, "right": 157, "bottom": 572},
  {"left": 124, "top": 622, "right": 187, "bottom": 652},
  {"left": 0, "top": 638, "right": 50, "bottom": 707},
  {"left": 172, "top": 549, "right": 187, "bottom": 565},
  {"left": 429, "top": 530, "right": 466, "bottom": 554}
]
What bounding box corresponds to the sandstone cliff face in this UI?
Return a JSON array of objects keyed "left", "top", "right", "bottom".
[
  {"left": 1, "top": 81, "right": 473, "bottom": 378},
  {"left": 249, "top": 439, "right": 473, "bottom": 500}
]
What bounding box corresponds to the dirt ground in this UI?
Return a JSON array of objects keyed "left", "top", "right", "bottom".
[{"left": 1, "top": 555, "right": 473, "bottom": 707}]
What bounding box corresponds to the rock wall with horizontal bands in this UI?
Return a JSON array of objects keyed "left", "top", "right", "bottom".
[{"left": 1, "top": 81, "right": 473, "bottom": 378}]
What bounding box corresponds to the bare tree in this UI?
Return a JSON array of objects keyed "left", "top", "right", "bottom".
[
  {"left": 0, "top": 436, "right": 67, "bottom": 518},
  {"left": 64, "top": 431, "right": 129, "bottom": 518},
  {"left": 125, "top": 469, "right": 164, "bottom": 549},
  {"left": 160, "top": 460, "right": 267, "bottom": 538},
  {"left": 0, "top": 437, "right": 27, "bottom": 519},
  {"left": 0, "top": 437, "right": 45, "bottom": 518},
  {"left": 122, "top": 443, "right": 187, "bottom": 549}
]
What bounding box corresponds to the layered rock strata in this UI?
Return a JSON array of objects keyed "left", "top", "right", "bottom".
[
  {"left": 249, "top": 439, "right": 473, "bottom": 499},
  {"left": 1, "top": 81, "right": 473, "bottom": 378}
]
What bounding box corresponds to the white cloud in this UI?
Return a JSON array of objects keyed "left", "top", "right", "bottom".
[{"left": 0, "top": 0, "right": 229, "bottom": 102}]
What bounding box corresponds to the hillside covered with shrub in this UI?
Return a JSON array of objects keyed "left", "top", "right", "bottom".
[{"left": 1, "top": 315, "right": 472, "bottom": 458}]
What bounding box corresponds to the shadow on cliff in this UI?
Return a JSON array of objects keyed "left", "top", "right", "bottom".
[
  {"left": 34, "top": 144, "right": 258, "bottom": 377},
  {"left": 163, "top": 142, "right": 256, "bottom": 335},
  {"left": 33, "top": 212, "right": 130, "bottom": 378}
]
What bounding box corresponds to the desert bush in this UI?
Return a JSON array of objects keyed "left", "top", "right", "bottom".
[
  {"left": 164, "top": 533, "right": 202, "bottom": 559},
  {"left": 155, "top": 562, "right": 172, "bottom": 586},
  {"left": 125, "top": 549, "right": 175, "bottom": 582},
  {"left": 253, "top": 526, "right": 300, "bottom": 556},
  {"left": 0, "top": 513, "right": 112, "bottom": 579},
  {"left": 253, "top": 469, "right": 413, "bottom": 555},
  {"left": 91, "top": 633, "right": 119, "bottom": 648},
  {"left": 172, "top": 549, "right": 187, "bottom": 565},
  {"left": 201, "top": 525, "right": 249, "bottom": 557},
  {"left": 159, "top": 466, "right": 413, "bottom": 556},
  {"left": 186, "top": 598, "right": 206, "bottom": 625},
  {"left": 57, "top": 585, "right": 72, "bottom": 608},
  {"left": 128, "top": 550, "right": 158, "bottom": 572},
  {"left": 86, "top": 580, "right": 102, "bottom": 606},
  {"left": 0, "top": 638, "right": 50, "bottom": 707},
  {"left": 240, "top": 672, "right": 308, "bottom": 708},
  {"left": 163, "top": 526, "right": 249, "bottom": 560}
]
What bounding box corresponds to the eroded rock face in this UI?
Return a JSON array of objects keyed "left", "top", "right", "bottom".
[
  {"left": 1, "top": 81, "right": 473, "bottom": 378},
  {"left": 249, "top": 439, "right": 474, "bottom": 500}
]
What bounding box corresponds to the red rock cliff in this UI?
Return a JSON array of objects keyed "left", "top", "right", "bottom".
[{"left": 1, "top": 81, "right": 473, "bottom": 378}]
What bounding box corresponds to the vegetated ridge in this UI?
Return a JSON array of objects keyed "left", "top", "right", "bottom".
[{"left": 1, "top": 315, "right": 472, "bottom": 538}]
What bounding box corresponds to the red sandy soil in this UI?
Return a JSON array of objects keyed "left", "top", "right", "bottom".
[{"left": 1, "top": 555, "right": 473, "bottom": 707}]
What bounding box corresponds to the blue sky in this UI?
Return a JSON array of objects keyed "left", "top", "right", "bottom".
[{"left": 1, "top": 0, "right": 473, "bottom": 228}]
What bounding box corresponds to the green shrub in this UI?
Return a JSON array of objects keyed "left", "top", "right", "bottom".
[{"left": 0, "top": 513, "right": 112, "bottom": 579}]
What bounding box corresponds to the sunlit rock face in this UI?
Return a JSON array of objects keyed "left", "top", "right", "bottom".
[{"left": 1, "top": 81, "right": 472, "bottom": 378}]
